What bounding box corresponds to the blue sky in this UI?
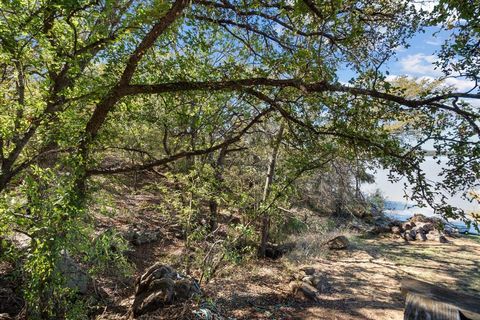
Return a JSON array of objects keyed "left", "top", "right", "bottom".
[
  {"left": 338, "top": 26, "right": 476, "bottom": 93},
  {"left": 385, "top": 27, "right": 476, "bottom": 93},
  {"left": 357, "top": 27, "right": 479, "bottom": 214}
]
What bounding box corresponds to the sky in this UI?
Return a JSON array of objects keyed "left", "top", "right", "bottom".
[
  {"left": 353, "top": 27, "right": 480, "bottom": 214},
  {"left": 385, "top": 28, "right": 477, "bottom": 93}
]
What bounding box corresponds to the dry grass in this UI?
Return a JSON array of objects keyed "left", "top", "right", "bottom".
[
  {"left": 80, "top": 180, "right": 480, "bottom": 319},
  {"left": 198, "top": 234, "right": 480, "bottom": 320}
]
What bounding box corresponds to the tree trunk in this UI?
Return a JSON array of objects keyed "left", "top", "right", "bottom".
[
  {"left": 208, "top": 146, "right": 227, "bottom": 231},
  {"left": 258, "top": 123, "right": 284, "bottom": 257}
]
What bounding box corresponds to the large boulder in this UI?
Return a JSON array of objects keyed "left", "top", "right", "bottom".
[
  {"left": 369, "top": 216, "right": 400, "bottom": 234},
  {"left": 409, "top": 214, "right": 443, "bottom": 227},
  {"left": 405, "top": 229, "right": 416, "bottom": 241},
  {"left": 131, "top": 264, "right": 201, "bottom": 317},
  {"left": 414, "top": 222, "right": 434, "bottom": 234},
  {"left": 57, "top": 252, "right": 89, "bottom": 294},
  {"left": 122, "top": 227, "right": 162, "bottom": 246},
  {"left": 402, "top": 221, "right": 416, "bottom": 231},
  {"left": 326, "top": 236, "right": 349, "bottom": 250}
]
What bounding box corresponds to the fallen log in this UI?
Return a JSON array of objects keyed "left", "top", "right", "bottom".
[{"left": 401, "top": 278, "right": 480, "bottom": 320}]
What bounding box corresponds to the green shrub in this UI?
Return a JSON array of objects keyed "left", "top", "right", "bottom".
[{"left": 0, "top": 166, "right": 132, "bottom": 318}]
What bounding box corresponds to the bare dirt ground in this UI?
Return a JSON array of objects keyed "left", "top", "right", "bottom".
[
  {"left": 202, "top": 235, "right": 480, "bottom": 320},
  {"left": 3, "top": 179, "right": 479, "bottom": 319},
  {"left": 88, "top": 183, "right": 480, "bottom": 319}
]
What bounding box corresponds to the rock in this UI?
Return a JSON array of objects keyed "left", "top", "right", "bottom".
[
  {"left": 57, "top": 251, "right": 89, "bottom": 294},
  {"left": 290, "top": 281, "right": 319, "bottom": 302},
  {"left": 405, "top": 229, "right": 416, "bottom": 241},
  {"left": 409, "top": 229, "right": 417, "bottom": 238},
  {"left": 391, "top": 226, "right": 403, "bottom": 235},
  {"left": 304, "top": 274, "right": 330, "bottom": 292},
  {"left": 326, "top": 236, "right": 349, "bottom": 250},
  {"left": 300, "top": 267, "right": 316, "bottom": 275},
  {"left": 409, "top": 214, "right": 444, "bottom": 230},
  {"left": 426, "top": 232, "right": 438, "bottom": 241},
  {"left": 439, "top": 235, "right": 449, "bottom": 243},
  {"left": 418, "top": 229, "right": 427, "bottom": 241},
  {"left": 299, "top": 282, "right": 319, "bottom": 301},
  {"left": 0, "top": 314, "right": 11, "bottom": 320},
  {"left": 402, "top": 222, "right": 416, "bottom": 231},
  {"left": 314, "top": 275, "right": 332, "bottom": 293},
  {"left": 302, "top": 275, "right": 315, "bottom": 286},
  {"left": 4, "top": 232, "right": 31, "bottom": 251},
  {"left": 415, "top": 222, "right": 434, "bottom": 233},
  {"left": 123, "top": 227, "right": 161, "bottom": 246},
  {"left": 443, "top": 226, "right": 459, "bottom": 237},
  {"left": 131, "top": 264, "right": 200, "bottom": 317}
]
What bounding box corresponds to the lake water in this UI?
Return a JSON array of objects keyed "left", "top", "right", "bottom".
[{"left": 363, "top": 156, "right": 479, "bottom": 235}]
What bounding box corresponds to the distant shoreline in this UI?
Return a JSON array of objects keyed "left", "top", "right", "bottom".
[{"left": 383, "top": 200, "right": 479, "bottom": 235}]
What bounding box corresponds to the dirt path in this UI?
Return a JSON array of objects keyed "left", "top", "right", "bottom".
[
  {"left": 91, "top": 190, "right": 480, "bottom": 319},
  {"left": 207, "top": 235, "right": 480, "bottom": 320}
]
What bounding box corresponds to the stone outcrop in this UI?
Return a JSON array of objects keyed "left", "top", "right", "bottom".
[
  {"left": 409, "top": 214, "right": 443, "bottom": 226},
  {"left": 57, "top": 251, "right": 90, "bottom": 294},
  {"left": 326, "top": 236, "right": 349, "bottom": 250},
  {"left": 384, "top": 214, "right": 456, "bottom": 244},
  {"left": 122, "top": 227, "right": 162, "bottom": 246},
  {"left": 131, "top": 264, "right": 201, "bottom": 317},
  {"left": 290, "top": 268, "right": 332, "bottom": 301}
]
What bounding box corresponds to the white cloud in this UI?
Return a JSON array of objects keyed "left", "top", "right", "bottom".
[
  {"left": 443, "top": 78, "right": 476, "bottom": 92},
  {"left": 399, "top": 53, "right": 441, "bottom": 76},
  {"left": 426, "top": 39, "right": 442, "bottom": 46},
  {"left": 412, "top": 0, "right": 438, "bottom": 13},
  {"left": 385, "top": 74, "right": 477, "bottom": 93}
]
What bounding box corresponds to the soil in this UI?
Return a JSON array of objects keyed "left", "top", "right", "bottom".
[
  {"left": 92, "top": 217, "right": 480, "bottom": 319},
  {"left": 90, "top": 184, "right": 480, "bottom": 319},
  {"left": 198, "top": 236, "right": 480, "bottom": 320},
  {"left": 3, "top": 180, "right": 479, "bottom": 319}
]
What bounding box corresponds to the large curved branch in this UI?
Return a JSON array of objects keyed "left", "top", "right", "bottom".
[
  {"left": 193, "top": 0, "right": 344, "bottom": 42},
  {"left": 245, "top": 89, "right": 412, "bottom": 161},
  {"left": 84, "top": 0, "right": 189, "bottom": 140},
  {"left": 124, "top": 77, "right": 480, "bottom": 111}
]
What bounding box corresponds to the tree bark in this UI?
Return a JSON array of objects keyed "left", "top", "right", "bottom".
[
  {"left": 208, "top": 146, "right": 228, "bottom": 231},
  {"left": 258, "top": 123, "right": 284, "bottom": 258}
]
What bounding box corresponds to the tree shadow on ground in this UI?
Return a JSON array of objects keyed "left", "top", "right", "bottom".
[{"left": 354, "top": 237, "right": 480, "bottom": 295}]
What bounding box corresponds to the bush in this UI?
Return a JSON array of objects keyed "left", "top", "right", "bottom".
[{"left": 0, "top": 166, "right": 132, "bottom": 318}]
